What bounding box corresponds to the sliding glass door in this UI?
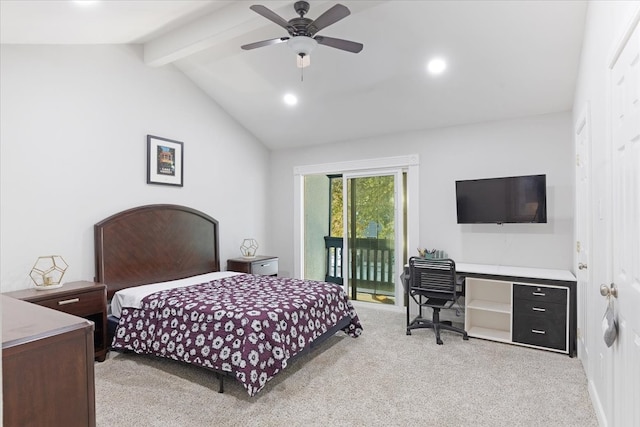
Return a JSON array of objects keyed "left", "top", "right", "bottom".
[
  {"left": 343, "top": 172, "right": 402, "bottom": 305},
  {"left": 295, "top": 156, "right": 418, "bottom": 308},
  {"left": 299, "top": 165, "right": 410, "bottom": 307}
]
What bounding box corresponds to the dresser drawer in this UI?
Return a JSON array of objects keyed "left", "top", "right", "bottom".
[
  {"left": 36, "top": 289, "right": 105, "bottom": 317},
  {"left": 513, "top": 313, "right": 567, "bottom": 351},
  {"left": 512, "top": 298, "right": 567, "bottom": 321},
  {"left": 228, "top": 255, "right": 278, "bottom": 276},
  {"left": 251, "top": 258, "right": 278, "bottom": 276},
  {"left": 513, "top": 283, "right": 567, "bottom": 304}
]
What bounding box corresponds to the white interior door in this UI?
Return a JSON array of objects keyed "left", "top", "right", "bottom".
[
  {"left": 609, "top": 15, "right": 640, "bottom": 426},
  {"left": 577, "top": 102, "right": 616, "bottom": 424}
]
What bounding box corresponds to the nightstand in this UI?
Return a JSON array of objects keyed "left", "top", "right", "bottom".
[
  {"left": 4, "top": 281, "right": 108, "bottom": 362},
  {"left": 227, "top": 255, "right": 278, "bottom": 276}
]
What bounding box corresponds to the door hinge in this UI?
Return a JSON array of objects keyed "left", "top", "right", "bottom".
[{"left": 576, "top": 241, "right": 581, "bottom": 253}]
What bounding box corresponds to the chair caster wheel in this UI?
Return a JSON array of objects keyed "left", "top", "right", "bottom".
[
  {"left": 437, "top": 339, "right": 443, "bottom": 345},
  {"left": 463, "top": 335, "right": 469, "bottom": 341},
  {"left": 406, "top": 330, "right": 412, "bottom": 336}
]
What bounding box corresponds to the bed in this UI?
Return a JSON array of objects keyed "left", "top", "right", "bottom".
[{"left": 94, "top": 204, "right": 362, "bottom": 396}]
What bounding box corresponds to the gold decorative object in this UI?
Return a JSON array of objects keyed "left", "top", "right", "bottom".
[
  {"left": 29, "top": 255, "right": 68, "bottom": 290},
  {"left": 240, "top": 239, "right": 259, "bottom": 258}
]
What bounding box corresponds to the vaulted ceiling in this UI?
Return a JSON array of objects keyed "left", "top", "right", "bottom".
[{"left": 0, "top": 0, "right": 587, "bottom": 150}]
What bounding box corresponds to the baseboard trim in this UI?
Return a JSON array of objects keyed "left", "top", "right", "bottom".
[{"left": 587, "top": 378, "right": 608, "bottom": 427}]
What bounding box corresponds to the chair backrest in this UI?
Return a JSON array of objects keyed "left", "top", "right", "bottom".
[{"left": 409, "top": 257, "right": 457, "bottom": 300}]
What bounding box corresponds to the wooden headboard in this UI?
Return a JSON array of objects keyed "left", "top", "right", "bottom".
[{"left": 94, "top": 204, "right": 220, "bottom": 299}]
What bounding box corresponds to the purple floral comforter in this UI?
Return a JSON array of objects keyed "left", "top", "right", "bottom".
[{"left": 112, "top": 274, "right": 362, "bottom": 396}]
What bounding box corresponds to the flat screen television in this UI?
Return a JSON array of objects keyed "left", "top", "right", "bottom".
[{"left": 456, "top": 174, "right": 547, "bottom": 224}]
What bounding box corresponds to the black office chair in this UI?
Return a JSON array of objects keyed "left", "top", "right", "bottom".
[{"left": 406, "top": 257, "right": 468, "bottom": 345}]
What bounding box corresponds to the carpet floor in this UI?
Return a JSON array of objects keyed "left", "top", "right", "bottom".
[{"left": 94, "top": 302, "right": 597, "bottom": 426}]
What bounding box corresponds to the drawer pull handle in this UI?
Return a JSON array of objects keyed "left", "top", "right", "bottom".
[
  {"left": 260, "top": 263, "right": 270, "bottom": 267},
  {"left": 531, "top": 329, "right": 546, "bottom": 335},
  {"left": 58, "top": 298, "right": 80, "bottom": 306},
  {"left": 532, "top": 307, "right": 546, "bottom": 312},
  {"left": 532, "top": 292, "right": 546, "bottom": 296}
]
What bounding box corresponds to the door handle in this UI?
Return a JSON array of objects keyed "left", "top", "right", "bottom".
[
  {"left": 600, "top": 283, "right": 618, "bottom": 298},
  {"left": 578, "top": 263, "right": 588, "bottom": 270}
]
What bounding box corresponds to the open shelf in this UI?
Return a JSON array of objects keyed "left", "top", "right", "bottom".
[
  {"left": 465, "top": 277, "right": 512, "bottom": 338},
  {"left": 467, "top": 299, "right": 511, "bottom": 314},
  {"left": 467, "top": 326, "right": 511, "bottom": 342}
]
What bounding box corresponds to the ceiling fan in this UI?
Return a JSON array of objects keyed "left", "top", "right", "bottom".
[{"left": 241, "top": 1, "right": 363, "bottom": 68}]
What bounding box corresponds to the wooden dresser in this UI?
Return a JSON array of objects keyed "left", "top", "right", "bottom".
[
  {"left": 2, "top": 295, "right": 96, "bottom": 427},
  {"left": 4, "top": 281, "right": 108, "bottom": 361}
]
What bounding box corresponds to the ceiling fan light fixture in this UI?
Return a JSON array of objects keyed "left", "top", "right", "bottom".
[{"left": 288, "top": 36, "right": 318, "bottom": 57}]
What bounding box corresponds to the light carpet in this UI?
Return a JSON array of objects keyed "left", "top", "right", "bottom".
[{"left": 94, "top": 303, "right": 597, "bottom": 426}]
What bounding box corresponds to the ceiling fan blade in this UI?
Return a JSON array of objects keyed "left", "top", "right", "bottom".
[
  {"left": 241, "top": 37, "right": 289, "bottom": 50},
  {"left": 307, "top": 4, "right": 350, "bottom": 35},
  {"left": 314, "top": 36, "right": 363, "bottom": 53},
  {"left": 250, "top": 5, "right": 291, "bottom": 31}
]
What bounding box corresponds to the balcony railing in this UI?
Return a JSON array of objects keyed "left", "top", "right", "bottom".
[
  {"left": 324, "top": 236, "right": 395, "bottom": 298},
  {"left": 325, "top": 236, "right": 344, "bottom": 285}
]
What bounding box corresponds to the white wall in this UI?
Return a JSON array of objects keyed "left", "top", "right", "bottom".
[
  {"left": 0, "top": 45, "right": 270, "bottom": 292},
  {"left": 269, "top": 112, "right": 575, "bottom": 277}
]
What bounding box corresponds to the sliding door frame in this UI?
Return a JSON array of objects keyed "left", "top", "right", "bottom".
[{"left": 293, "top": 155, "right": 420, "bottom": 308}]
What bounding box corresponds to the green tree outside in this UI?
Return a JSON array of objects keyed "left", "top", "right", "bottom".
[{"left": 330, "top": 176, "right": 395, "bottom": 240}]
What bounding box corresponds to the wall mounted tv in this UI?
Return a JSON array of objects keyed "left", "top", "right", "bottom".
[{"left": 456, "top": 174, "right": 547, "bottom": 224}]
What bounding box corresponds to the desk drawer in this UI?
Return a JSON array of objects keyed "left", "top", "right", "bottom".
[
  {"left": 513, "top": 299, "right": 567, "bottom": 321},
  {"left": 252, "top": 259, "right": 278, "bottom": 276},
  {"left": 36, "top": 290, "right": 104, "bottom": 317},
  {"left": 513, "top": 313, "right": 567, "bottom": 351},
  {"left": 513, "top": 284, "right": 567, "bottom": 304}
]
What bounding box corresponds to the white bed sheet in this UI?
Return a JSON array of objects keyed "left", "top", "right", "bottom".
[{"left": 110, "top": 271, "right": 242, "bottom": 318}]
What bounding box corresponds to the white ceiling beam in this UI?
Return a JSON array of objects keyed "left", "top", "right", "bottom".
[{"left": 144, "top": 1, "right": 309, "bottom": 67}]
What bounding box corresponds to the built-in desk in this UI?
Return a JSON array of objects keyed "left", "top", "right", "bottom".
[
  {"left": 456, "top": 263, "right": 577, "bottom": 356},
  {"left": 456, "top": 263, "right": 576, "bottom": 283}
]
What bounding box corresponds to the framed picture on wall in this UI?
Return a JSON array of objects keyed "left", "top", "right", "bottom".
[{"left": 146, "top": 135, "right": 183, "bottom": 187}]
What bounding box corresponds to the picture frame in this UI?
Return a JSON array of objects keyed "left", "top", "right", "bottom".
[{"left": 146, "top": 135, "right": 183, "bottom": 187}]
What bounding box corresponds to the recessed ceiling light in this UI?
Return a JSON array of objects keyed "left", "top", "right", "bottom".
[
  {"left": 73, "top": 1, "right": 99, "bottom": 6},
  {"left": 283, "top": 93, "right": 298, "bottom": 106},
  {"left": 427, "top": 58, "right": 447, "bottom": 75}
]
